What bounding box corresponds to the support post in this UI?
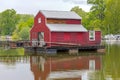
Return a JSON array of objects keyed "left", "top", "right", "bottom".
[{"left": 69, "top": 49, "right": 78, "bottom": 55}]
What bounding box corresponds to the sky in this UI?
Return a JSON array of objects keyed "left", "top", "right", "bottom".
[{"left": 0, "top": 0, "right": 91, "bottom": 15}]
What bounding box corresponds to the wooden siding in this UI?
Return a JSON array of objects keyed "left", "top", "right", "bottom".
[
  {"left": 47, "top": 18, "right": 81, "bottom": 24},
  {"left": 50, "top": 31, "right": 101, "bottom": 47},
  {"left": 47, "top": 19, "right": 65, "bottom": 24},
  {"left": 86, "top": 31, "right": 101, "bottom": 46},
  {"left": 30, "top": 12, "right": 51, "bottom": 46},
  {"left": 51, "top": 32, "right": 86, "bottom": 46},
  {"left": 34, "top": 12, "right": 45, "bottom": 26},
  {"left": 66, "top": 19, "right": 81, "bottom": 24}
]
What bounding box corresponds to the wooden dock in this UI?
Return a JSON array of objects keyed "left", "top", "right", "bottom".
[
  {"left": 0, "top": 41, "right": 30, "bottom": 48},
  {"left": 24, "top": 45, "right": 105, "bottom": 54},
  {"left": 0, "top": 41, "right": 105, "bottom": 54}
]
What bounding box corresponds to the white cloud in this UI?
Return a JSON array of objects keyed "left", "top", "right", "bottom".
[
  {"left": 62, "top": 0, "right": 87, "bottom": 4},
  {"left": 0, "top": 0, "right": 91, "bottom": 15}
]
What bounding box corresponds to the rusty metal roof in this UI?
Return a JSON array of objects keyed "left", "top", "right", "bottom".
[
  {"left": 40, "top": 10, "right": 81, "bottom": 20},
  {"left": 46, "top": 24, "right": 87, "bottom": 32}
]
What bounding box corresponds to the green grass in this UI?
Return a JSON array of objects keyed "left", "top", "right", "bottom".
[{"left": 0, "top": 47, "right": 24, "bottom": 56}]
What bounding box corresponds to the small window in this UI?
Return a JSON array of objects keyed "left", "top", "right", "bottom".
[
  {"left": 89, "top": 31, "right": 95, "bottom": 41},
  {"left": 89, "top": 60, "right": 95, "bottom": 70},
  {"left": 38, "top": 18, "right": 41, "bottom": 23}
]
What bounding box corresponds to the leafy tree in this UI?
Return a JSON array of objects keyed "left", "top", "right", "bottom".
[
  {"left": 87, "top": 0, "right": 106, "bottom": 32},
  {"left": 0, "top": 9, "right": 20, "bottom": 35},
  {"left": 19, "top": 27, "right": 30, "bottom": 40},
  {"left": 12, "top": 16, "right": 34, "bottom": 40},
  {"left": 104, "top": 0, "right": 120, "bottom": 34},
  {"left": 71, "top": 0, "right": 120, "bottom": 35},
  {"left": 71, "top": 6, "right": 103, "bottom": 31},
  {"left": 87, "top": 0, "right": 105, "bottom": 20},
  {"left": 87, "top": 0, "right": 120, "bottom": 34},
  {"left": 0, "top": 13, "right": 2, "bottom": 35}
]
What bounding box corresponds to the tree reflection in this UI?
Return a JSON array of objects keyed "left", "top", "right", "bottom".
[{"left": 0, "top": 56, "right": 29, "bottom": 66}]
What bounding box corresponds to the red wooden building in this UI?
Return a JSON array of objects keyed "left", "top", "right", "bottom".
[{"left": 30, "top": 10, "right": 101, "bottom": 47}]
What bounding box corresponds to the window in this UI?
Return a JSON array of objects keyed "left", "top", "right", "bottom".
[
  {"left": 38, "top": 18, "right": 41, "bottom": 23},
  {"left": 89, "top": 31, "right": 95, "bottom": 41},
  {"left": 89, "top": 60, "right": 95, "bottom": 70}
]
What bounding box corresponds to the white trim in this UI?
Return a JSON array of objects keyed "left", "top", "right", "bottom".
[
  {"left": 38, "top": 17, "right": 41, "bottom": 23},
  {"left": 89, "top": 31, "right": 95, "bottom": 41},
  {"left": 89, "top": 60, "right": 95, "bottom": 70}
]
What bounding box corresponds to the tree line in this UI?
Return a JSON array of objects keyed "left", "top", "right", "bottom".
[
  {"left": 0, "top": 9, "right": 34, "bottom": 40},
  {"left": 0, "top": 0, "right": 120, "bottom": 40},
  {"left": 71, "top": 0, "right": 120, "bottom": 35}
]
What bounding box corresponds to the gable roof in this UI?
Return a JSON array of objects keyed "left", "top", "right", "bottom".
[
  {"left": 46, "top": 24, "right": 87, "bottom": 32},
  {"left": 40, "top": 10, "right": 81, "bottom": 20}
]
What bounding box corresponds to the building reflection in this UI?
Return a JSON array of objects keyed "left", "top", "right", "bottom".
[{"left": 30, "top": 54, "right": 103, "bottom": 80}]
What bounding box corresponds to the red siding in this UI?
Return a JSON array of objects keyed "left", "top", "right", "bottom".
[
  {"left": 51, "top": 32, "right": 87, "bottom": 46},
  {"left": 86, "top": 31, "right": 101, "bottom": 46},
  {"left": 50, "top": 31, "right": 101, "bottom": 47},
  {"left": 66, "top": 19, "right": 81, "bottom": 24},
  {"left": 95, "top": 31, "right": 101, "bottom": 45},
  {"left": 30, "top": 12, "right": 51, "bottom": 46},
  {"left": 34, "top": 12, "right": 45, "bottom": 26},
  {"left": 77, "top": 32, "right": 87, "bottom": 46}
]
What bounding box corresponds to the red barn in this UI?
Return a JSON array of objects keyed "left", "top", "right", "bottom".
[{"left": 30, "top": 10, "right": 101, "bottom": 47}]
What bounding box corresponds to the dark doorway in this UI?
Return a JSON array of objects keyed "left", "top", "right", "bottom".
[{"left": 38, "top": 32, "right": 44, "bottom": 41}]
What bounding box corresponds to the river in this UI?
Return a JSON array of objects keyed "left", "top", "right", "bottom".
[{"left": 0, "top": 41, "right": 120, "bottom": 80}]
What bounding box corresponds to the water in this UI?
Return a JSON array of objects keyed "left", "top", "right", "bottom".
[{"left": 0, "top": 41, "right": 120, "bottom": 80}]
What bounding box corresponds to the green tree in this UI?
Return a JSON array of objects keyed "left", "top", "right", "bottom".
[
  {"left": 71, "top": 0, "right": 120, "bottom": 35},
  {"left": 19, "top": 27, "right": 30, "bottom": 40},
  {"left": 0, "top": 13, "right": 2, "bottom": 35},
  {"left": 104, "top": 0, "right": 120, "bottom": 34},
  {"left": 71, "top": 6, "right": 103, "bottom": 30},
  {"left": 0, "top": 9, "right": 19, "bottom": 35},
  {"left": 12, "top": 16, "right": 34, "bottom": 40},
  {"left": 87, "top": 0, "right": 105, "bottom": 20},
  {"left": 87, "top": 0, "right": 106, "bottom": 31}
]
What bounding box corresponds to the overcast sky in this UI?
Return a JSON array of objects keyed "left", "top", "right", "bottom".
[{"left": 0, "top": 0, "right": 91, "bottom": 15}]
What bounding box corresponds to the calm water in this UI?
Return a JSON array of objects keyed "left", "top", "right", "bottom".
[{"left": 0, "top": 41, "right": 120, "bottom": 80}]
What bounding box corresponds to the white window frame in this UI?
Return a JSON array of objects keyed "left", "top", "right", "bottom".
[
  {"left": 89, "top": 31, "right": 95, "bottom": 41},
  {"left": 89, "top": 60, "right": 95, "bottom": 70},
  {"left": 38, "top": 17, "right": 41, "bottom": 23}
]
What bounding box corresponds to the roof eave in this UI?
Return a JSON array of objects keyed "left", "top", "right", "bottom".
[
  {"left": 50, "top": 31, "right": 88, "bottom": 32},
  {"left": 46, "top": 17, "right": 81, "bottom": 20}
]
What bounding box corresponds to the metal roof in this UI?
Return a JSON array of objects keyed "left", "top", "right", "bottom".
[
  {"left": 40, "top": 10, "right": 81, "bottom": 20},
  {"left": 46, "top": 24, "right": 87, "bottom": 32}
]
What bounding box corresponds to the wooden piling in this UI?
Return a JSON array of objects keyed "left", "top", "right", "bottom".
[{"left": 69, "top": 49, "right": 78, "bottom": 55}]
